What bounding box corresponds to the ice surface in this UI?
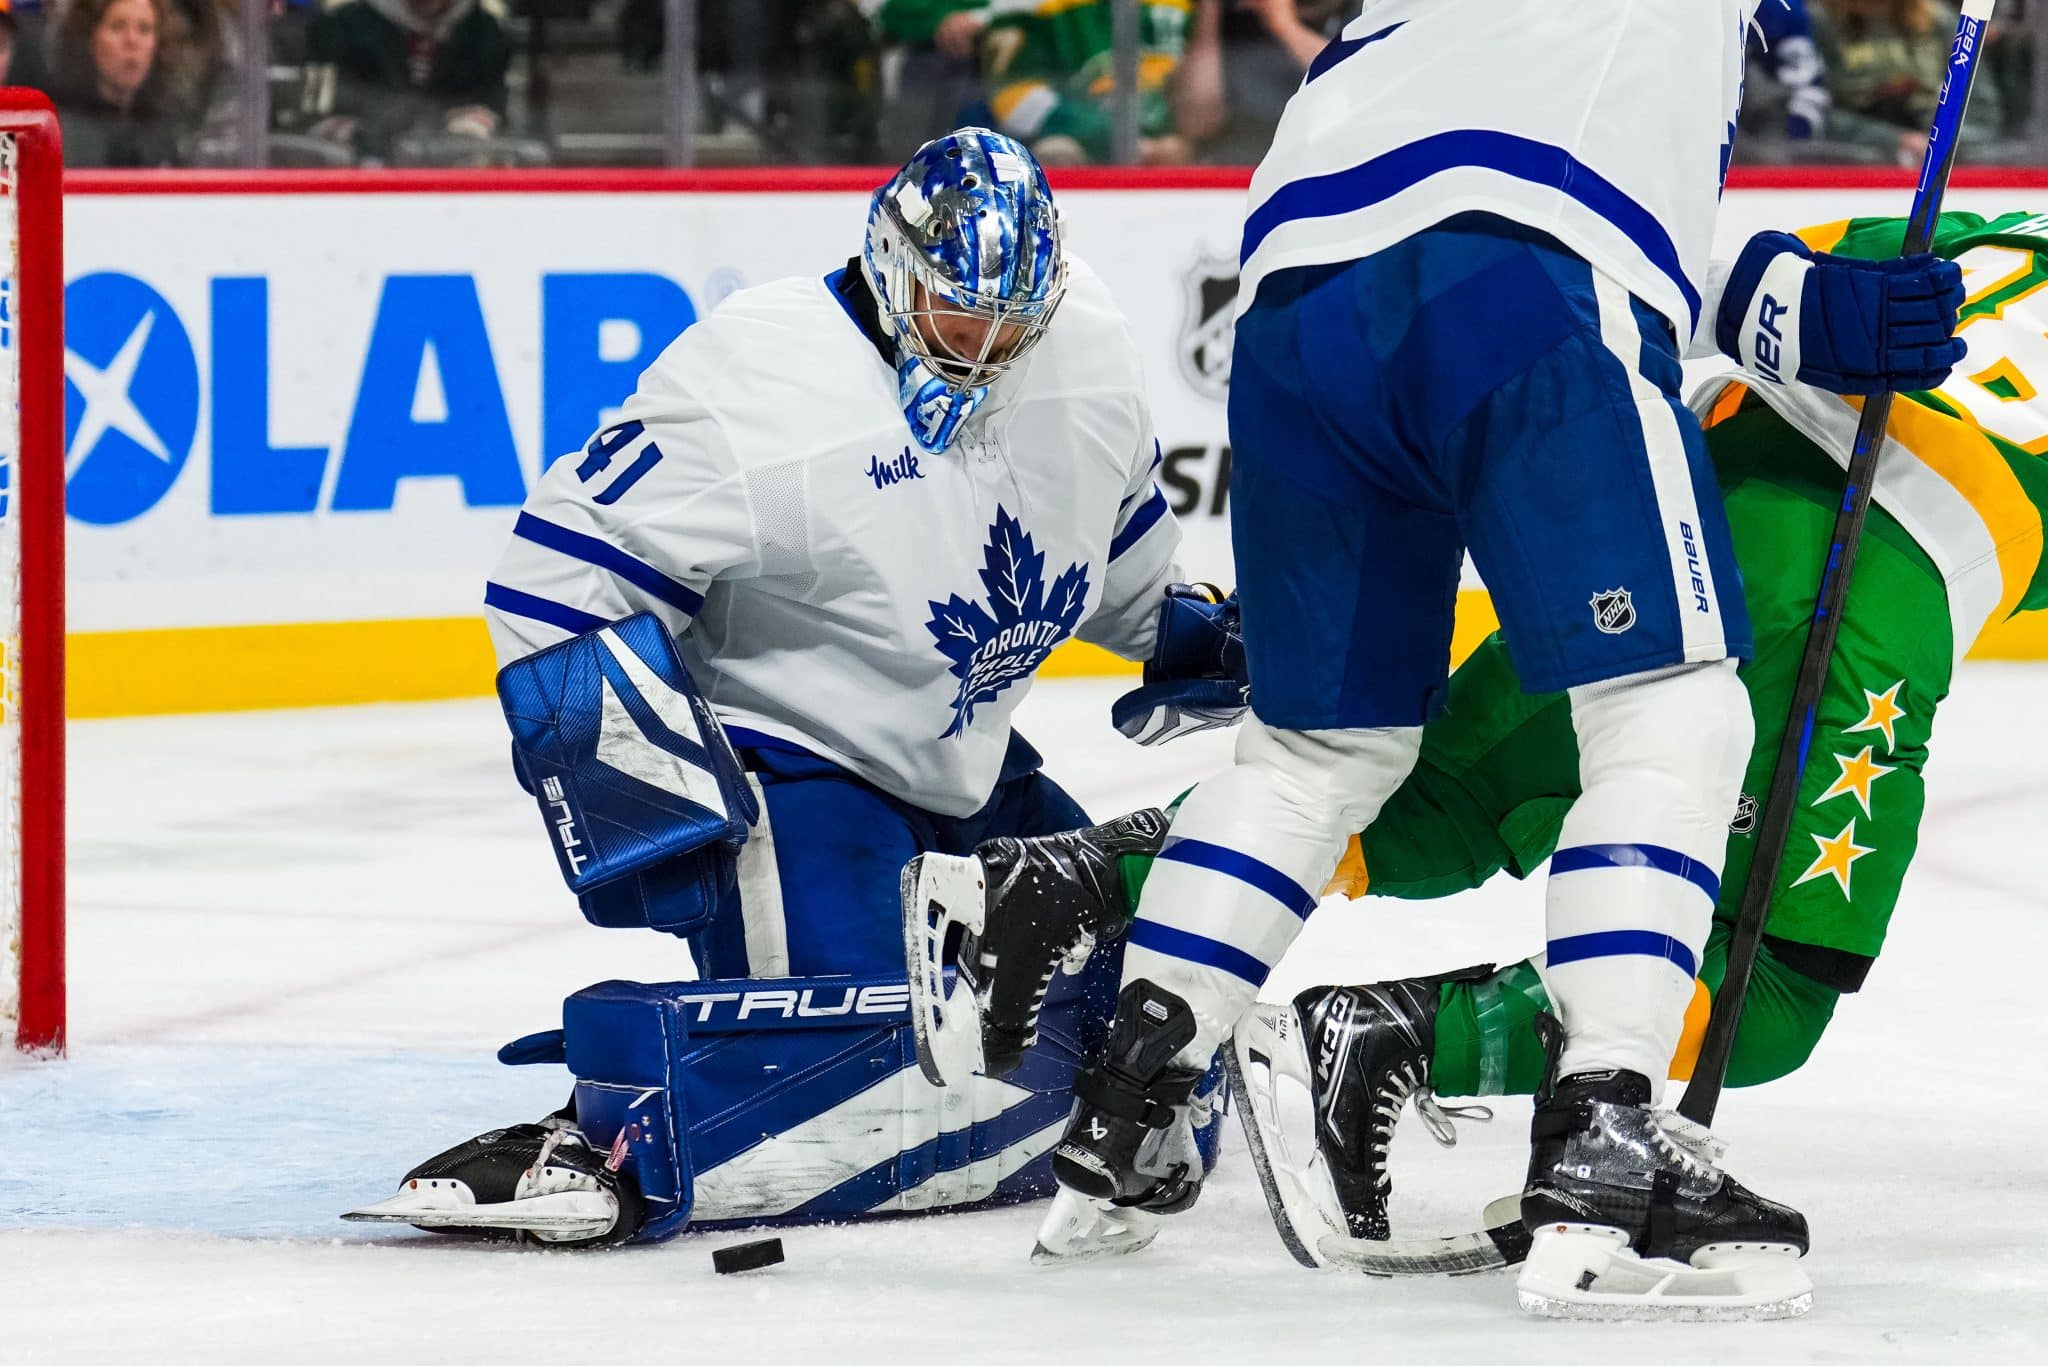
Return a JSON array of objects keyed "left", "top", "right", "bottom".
[{"left": 5, "top": 675, "right": 2045, "bottom": 1363}]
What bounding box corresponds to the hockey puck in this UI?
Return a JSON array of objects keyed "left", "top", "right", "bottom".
[{"left": 712, "top": 1238, "right": 784, "bottom": 1274}]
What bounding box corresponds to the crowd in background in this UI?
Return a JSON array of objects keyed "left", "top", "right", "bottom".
[{"left": 2, "top": 0, "right": 2041, "bottom": 170}]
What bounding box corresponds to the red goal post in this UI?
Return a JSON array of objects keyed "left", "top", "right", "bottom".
[{"left": 0, "top": 90, "right": 65, "bottom": 1053}]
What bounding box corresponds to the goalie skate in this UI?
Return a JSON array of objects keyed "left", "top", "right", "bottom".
[
  {"left": 902, "top": 850, "right": 996, "bottom": 1087},
  {"left": 902, "top": 809, "right": 1168, "bottom": 1087},
  {"left": 343, "top": 1120, "right": 642, "bottom": 1248}
]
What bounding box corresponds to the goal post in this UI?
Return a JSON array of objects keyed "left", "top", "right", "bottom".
[{"left": 0, "top": 90, "right": 65, "bottom": 1054}]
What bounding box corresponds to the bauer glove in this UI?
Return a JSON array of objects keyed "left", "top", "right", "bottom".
[{"left": 1715, "top": 229, "right": 1966, "bottom": 396}]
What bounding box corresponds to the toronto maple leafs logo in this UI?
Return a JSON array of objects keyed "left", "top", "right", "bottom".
[{"left": 926, "top": 506, "right": 1091, "bottom": 738}]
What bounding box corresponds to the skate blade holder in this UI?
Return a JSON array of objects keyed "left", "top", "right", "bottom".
[
  {"left": 1517, "top": 1224, "right": 1813, "bottom": 1321},
  {"left": 902, "top": 852, "right": 989, "bottom": 1087},
  {"left": 343, "top": 1185, "right": 618, "bottom": 1242},
  {"left": 1316, "top": 1196, "right": 1530, "bottom": 1278},
  {"left": 1029, "top": 1187, "right": 1163, "bottom": 1265}
]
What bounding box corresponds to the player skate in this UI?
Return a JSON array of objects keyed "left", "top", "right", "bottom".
[
  {"left": 904, "top": 808, "right": 1168, "bottom": 1086},
  {"left": 343, "top": 1113, "right": 644, "bottom": 1248},
  {"left": 1035, "top": 978, "right": 1211, "bottom": 1263},
  {"left": 1228, "top": 971, "right": 1498, "bottom": 1271},
  {"left": 1515, "top": 1017, "right": 1811, "bottom": 1320}
]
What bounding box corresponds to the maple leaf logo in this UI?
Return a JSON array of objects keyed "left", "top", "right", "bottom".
[{"left": 925, "top": 505, "right": 1091, "bottom": 738}]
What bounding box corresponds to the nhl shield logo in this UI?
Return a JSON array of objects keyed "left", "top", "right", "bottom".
[
  {"left": 1590, "top": 587, "right": 1636, "bottom": 635},
  {"left": 1178, "top": 251, "right": 1238, "bottom": 401},
  {"left": 1730, "top": 793, "right": 1759, "bottom": 835}
]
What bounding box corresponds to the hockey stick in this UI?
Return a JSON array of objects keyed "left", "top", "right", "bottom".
[
  {"left": 1318, "top": 4, "right": 2001, "bottom": 1273},
  {"left": 1677, "top": 0, "right": 1997, "bottom": 1129}
]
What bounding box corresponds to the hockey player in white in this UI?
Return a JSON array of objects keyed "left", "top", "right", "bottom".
[
  {"left": 998, "top": 1, "right": 1963, "bottom": 1319},
  {"left": 344, "top": 129, "right": 1224, "bottom": 1246}
]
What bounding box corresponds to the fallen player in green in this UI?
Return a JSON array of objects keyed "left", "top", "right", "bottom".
[{"left": 902, "top": 208, "right": 2048, "bottom": 1266}]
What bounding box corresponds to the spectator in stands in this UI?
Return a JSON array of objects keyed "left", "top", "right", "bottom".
[
  {"left": 1812, "top": 0, "right": 2006, "bottom": 163},
  {"left": 1986, "top": 0, "right": 2035, "bottom": 137},
  {"left": 1173, "top": 0, "right": 1349, "bottom": 164},
  {"left": 874, "top": 0, "right": 992, "bottom": 159},
  {"left": 982, "top": 0, "right": 1215, "bottom": 164},
  {"left": 301, "top": 0, "right": 511, "bottom": 161},
  {"left": 44, "top": 0, "right": 184, "bottom": 167},
  {"left": 161, "top": 0, "right": 244, "bottom": 138},
  {"left": 1747, "top": 0, "right": 1832, "bottom": 143},
  {"left": 0, "top": 1, "right": 19, "bottom": 85}
]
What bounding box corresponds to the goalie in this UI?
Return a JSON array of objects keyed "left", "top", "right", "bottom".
[{"left": 345, "top": 128, "right": 1224, "bottom": 1246}]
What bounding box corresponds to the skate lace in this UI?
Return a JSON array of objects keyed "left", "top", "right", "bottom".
[
  {"left": 1648, "top": 1110, "right": 1726, "bottom": 1176},
  {"left": 1370, "top": 1061, "right": 1494, "bottom": 1188}
]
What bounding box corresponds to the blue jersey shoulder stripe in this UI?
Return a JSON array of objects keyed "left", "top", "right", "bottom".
[
  {"left": 1241, "top": 129, "right": 1702, "bottom": 329},
  {"left": 483, "top": 582, "right": 609, "bottom": 636},
  {"left": 513, "top": 512, "right": 707, "bottom": 617},
  {"left": 1108, "top": 487, "right": 1170, "bottom": 561},
  {"left": 1304, "top": 21, "right": 1406, "bottom": 86}
]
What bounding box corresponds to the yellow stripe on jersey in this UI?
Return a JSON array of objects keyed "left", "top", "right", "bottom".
[
  {"left": 1851, "top": 392, "right": 2047, "bottom": 635},
  {"left": 1703, "top": 381, "right": 1750, "bottom": 431},
  {"left": 1795, "top": 220, "right": 1854, "bottom": 255}
]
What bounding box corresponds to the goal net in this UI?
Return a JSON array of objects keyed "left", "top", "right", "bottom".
[{"left": 0, "top": 92, "right": 65, "bottom": 1053}]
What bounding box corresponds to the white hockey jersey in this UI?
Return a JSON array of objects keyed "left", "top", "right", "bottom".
[
  {"left": 486, "top": 261, "right": 1181, "bottom": 818},
  {"left": 1240, "top": 0, "right": 1759, "bottom": 341}
]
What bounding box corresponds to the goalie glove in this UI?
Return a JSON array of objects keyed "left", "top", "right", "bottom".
[
  {"left": 1112, "top": 584, "right": 1249, "bottom": 745},
  {"left": 1715, "top": 229, "right": 1965, "bottom": 396}
]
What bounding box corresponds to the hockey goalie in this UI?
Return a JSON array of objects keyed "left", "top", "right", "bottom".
[{"left": 343, "top": 127, "right": 1240, "bottom": 1248}]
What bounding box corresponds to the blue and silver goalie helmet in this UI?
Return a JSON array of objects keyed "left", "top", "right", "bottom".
[{"left": 863, "top": 128, "right": 1067, "bottom": 451}]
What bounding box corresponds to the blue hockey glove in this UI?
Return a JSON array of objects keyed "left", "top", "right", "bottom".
[
  {"left": 1716, "top": 229, "right": 1965, "bottom": 396},
  {"left": 1111, "top": 584, "right": 1250, "bottom": 745}
]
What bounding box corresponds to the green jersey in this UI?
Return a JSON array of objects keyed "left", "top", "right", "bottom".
[
  {"left": 1695, "top": 210, "right": 2048, "bottom": 664},
  {"left": 984, "top": 0, "right": 1193, "bottom": 162}
]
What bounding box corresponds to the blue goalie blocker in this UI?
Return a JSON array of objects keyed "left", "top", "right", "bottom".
[
  {"left": 497, "top": 613, "right": 758, "bottom": 934},
  {"left": 500, "top": 961, "right": 1226, "bottom": 1243}
]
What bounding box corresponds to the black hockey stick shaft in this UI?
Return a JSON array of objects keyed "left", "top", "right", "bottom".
[{"left": 1677, "top": 1, "right": 1996, "bottom": 1127}]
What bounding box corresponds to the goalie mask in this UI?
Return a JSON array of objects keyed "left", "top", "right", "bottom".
[{"left": 863, "top": 127, "right": 1067, "bottom": 452}]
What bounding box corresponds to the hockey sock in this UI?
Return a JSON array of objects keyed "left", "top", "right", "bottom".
[
  {"left": 1428, "top": 940, "right": 1844, "bottom": 1097},
  {"left": 1120, "top": 722, "right": 1423, "bottom": 1065},
  {"left": 1430, "top": 960, "right": 1553, "bottom": 1097}
]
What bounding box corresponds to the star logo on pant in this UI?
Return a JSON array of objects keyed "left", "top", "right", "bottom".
[
  {"left": 1844, "top": 680, "right": 1907, "bottom": 754},
  {"left": 1813, "top": 745, "right": 1895, "bottom": 817},
  {"left": 1792, "top": 817, "right": 1876, "bottom": 897}
]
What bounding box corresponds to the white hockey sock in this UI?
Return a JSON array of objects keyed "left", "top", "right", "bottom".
[
  {"left": 1120, "top": 719, "right": 1424, "bottom": 1065},
  {"left": 1545, "top": 660, "right": 1751, "bottom": 1102}
]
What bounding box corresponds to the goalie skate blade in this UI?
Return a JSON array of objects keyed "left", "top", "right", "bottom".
[
  {"left": 1223, "top": 1025, "right": 1330, "bottom": 1269},
  {"left": 1029, "top": 1189, "right": 1162, "bottom": 1265},
  {"left": 1316, "top": 1196, "right": 1531, "bottom": 1278},
  {"left": 1515, "top": 1225, "right": 1813, "bottom": 1322},
  {"left": 342, "top": 1188, "right": 617, "bottom": 1242},
  {"left": 901, "top": 853, "right": 990, "bottom": 1088}
]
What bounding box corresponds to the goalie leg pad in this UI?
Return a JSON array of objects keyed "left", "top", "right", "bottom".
[{"left": 561, "top": 962, "right": 1149, "bottom": 1242}]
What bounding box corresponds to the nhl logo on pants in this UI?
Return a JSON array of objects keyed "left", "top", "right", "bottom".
[{"left": 1590, "top": 588, "right": 1636, "bottom": 635}]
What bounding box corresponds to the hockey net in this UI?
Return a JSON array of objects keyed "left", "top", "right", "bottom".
[{"left": 0, "top": 93, "right": 64, "bottom": 1053}]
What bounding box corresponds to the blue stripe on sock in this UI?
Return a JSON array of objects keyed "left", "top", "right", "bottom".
[
  {"left": 512, "top": 512, "right": 706, "bottom": 616},
  {"left": 1550, "top": 842, "right": 1720, "bottom": 903},
  {"left": 483, "top": 582, "right": 608, "bottom": 636},
  {"left": 1547, "top": 929, "right": 1698, "bottom": 980},
  {"left": 1127, "top": 919, "right": 1270, "bottom": 988},
  {"left": 1157, "top": 837, "right": 1318, "bottom": 919}
]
